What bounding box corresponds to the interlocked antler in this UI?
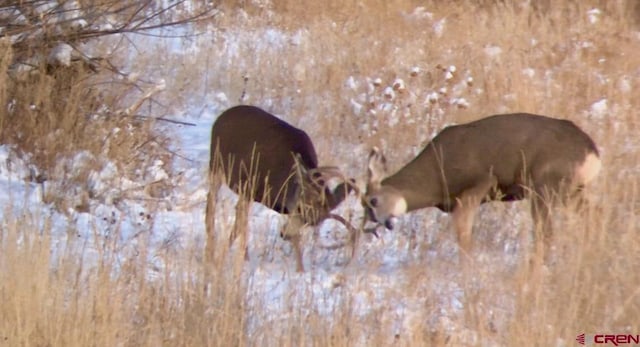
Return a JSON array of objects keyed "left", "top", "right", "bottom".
[{"left": 307, "top": 160, "right": 381, "bottom": 236}]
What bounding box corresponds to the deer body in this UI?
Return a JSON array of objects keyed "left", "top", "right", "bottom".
[
  {"left": 207, "top": 105, "right": 354, "bottom": 272},
  {"left": 210, "top": 105, "right": 318, "bottom": 214},
  {"left": 365, "top": 113, "right": 601, "bottom": 253}
]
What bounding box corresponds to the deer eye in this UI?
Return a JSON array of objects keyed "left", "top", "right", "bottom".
[{"left": 369, "top": 197, "right": 378, "bottom": 207}]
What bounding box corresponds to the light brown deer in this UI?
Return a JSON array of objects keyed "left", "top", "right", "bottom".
[
  {"left": 205, "top": 105, "right": 357, "bottom": 272},
  {"left": 363, "top": 113, "right": 601, "bottom": 258}
]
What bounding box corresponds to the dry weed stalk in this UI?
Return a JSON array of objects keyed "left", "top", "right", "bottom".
[{"left": 1, "top": 1, "right": 639, "bottom": 346}]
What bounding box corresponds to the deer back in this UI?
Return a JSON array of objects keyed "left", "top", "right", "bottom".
[{"left": 364, "top": 113, "right": 601, "bottom": 227}]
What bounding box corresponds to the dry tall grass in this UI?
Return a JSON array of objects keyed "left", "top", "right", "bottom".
[
  {"left": 0, "top": 36, "right": 174, "bottom": 214},
  {"left": 2, "top": 1, "right": 640, "bottom": 346}
]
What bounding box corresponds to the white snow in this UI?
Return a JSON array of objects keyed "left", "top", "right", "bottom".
[
  {"left": 0, "top": 103, "right": 499, "bottom": 340},
  {"left": 522, "top": 68, "right": 536, "bottom": 78},
  {"left": 484, "top": 45, "right": 503, "bottom": 59},
  {"left": 587, "top": 8, "right": 602, "bottom": 24},
  {"left": 345, "top": 75, "right": 359, "bottom": 90},
  {"left": 383, "top": 86, "right": 396, "bottom": 99},
  {"left": 392, "top": 78, "right": 406, "bottom": 92},
  {"left": 426, "top": 91, "right": 439, "bottom": 104},
  {"left": 0, "top": 9, "right": 560, "bottom": 343},
  {"left": 589, "top": 98, "right": 608, "bottom": 119},
  {"left": 407, "top": 7, "right": 434, "bottom": 21},
  {"left": 433, "top": 18, "right": 446, "bottom": 38}
]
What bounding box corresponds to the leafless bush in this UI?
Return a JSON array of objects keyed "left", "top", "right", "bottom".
[
  {"left": 0, "top": 0, "right": 217, "bottom": 212},
  {"left": 2, "top": 1, "right": 640, "bottom": 346}
]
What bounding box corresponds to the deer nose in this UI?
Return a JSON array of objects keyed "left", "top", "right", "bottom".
[
  {"left": 363, "top": 205, "right": 375, "bottom": 221},
  {"left": 384, "top": 218, "right": 394, "bottom": 230},
  {"left": 280, "top": 231, "right": 290, "bottom": 240}
]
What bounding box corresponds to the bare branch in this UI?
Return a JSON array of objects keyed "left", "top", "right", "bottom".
[{"left": 2, "top": 0, "right": 219, "bottom": 54}]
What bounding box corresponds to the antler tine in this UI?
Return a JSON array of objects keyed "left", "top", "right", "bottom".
[
  {"left": 327, "top": 213, "right": 356, "bottom": 233},
  {"left": 366, "top": 146, "right": 388, "bottom": 192},
  {"left": 313, "top": 165, "right": 341, "bottom": 172},
  {"left": 307, "top": 166, "right": 345, "bottom": 185},
  {"left": 309, "top": 167, "right": 362, "bottom": 197},
  {"left": 308, "top": 166, "right": 342, "bottom": 179},
  {"left": 327, "top": 213, "right": 379, "bottom": 242}
]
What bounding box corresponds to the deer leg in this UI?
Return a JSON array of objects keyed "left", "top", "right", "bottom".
[
  {"left": 452, "top": 202, "right": 476, "bottom": 255},
  {"left": 230, "top": 196, "right": 250, "bottom": 263},
  {"left": 350, "top": 216, "right": 364, "bottom": 266},
  {"left": 530, "top": 195, "right": 552, "bottom": 243},
  {"left": 530, "top": 192, "right": 553, "bottom": 265},
  {"left": 204, "top": 171, "right": 223, "bottom": 294},
  {"left": 205, "top": 175, "right": 219, "bottom": 264},
  {"left": 290, "top": 233, "right": 304, "bottom": 273},
  {"left": 452, "top": 175, "right": 498, "bottom": 255},
  {"left": 282, "top": 215, "right": 305, "bottom": 272},
  {"left": 528, "top": 166, "right": 566, "bottom": 252}
]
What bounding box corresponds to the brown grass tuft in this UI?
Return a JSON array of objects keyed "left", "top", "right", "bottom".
[{"left": 2, "top": 1, "right": 640, "bottom": 346}]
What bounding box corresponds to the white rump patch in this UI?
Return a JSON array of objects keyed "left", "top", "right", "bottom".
[{"left": 575, "top": 152, "right": 601, "bottom": 185}]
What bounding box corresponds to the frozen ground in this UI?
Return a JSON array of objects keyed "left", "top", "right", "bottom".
[
  {"left": 0, "top": 37, "right": 524, "bottom": 347},
  {"left": 2, "top": 4, "right": 622, "bottom": 343},
  {"left": 0, "top": 101, "right": 528, "bottom": 343}
]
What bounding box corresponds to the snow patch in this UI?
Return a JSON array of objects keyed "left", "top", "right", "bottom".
[
  {"left": 587, "top": 8, "right": 601, "bottom": 24},
  {"left": 484, "top": 45, "right": 502, "bottom": 58},
  {"left": 433, "top": 19, "right": 446, "bottom": 38},
  {"left": 589, "top": 99, "right": 608, "bottom": 119}
]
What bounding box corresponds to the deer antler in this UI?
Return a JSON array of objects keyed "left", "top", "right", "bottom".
[{"left": 307, "top": 166, "right": 361, "bottom": 195}]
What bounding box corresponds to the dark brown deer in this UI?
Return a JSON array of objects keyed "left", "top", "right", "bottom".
[
  {"left": 205, "top": 105, "right": 356, "bottom": 272},
  {"left": 363, "top": 113, "right": 601, "bottom": 258}
]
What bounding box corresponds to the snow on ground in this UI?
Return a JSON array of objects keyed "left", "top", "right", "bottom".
[
  {"left": 0, "top": 11, "right": 557, "bottom": 342},
  {"left": 1, "top": 103, "right": 516, "bottom": 341},
  {"left": 3, "top": 70, "right": 505, "bottom": 347}
]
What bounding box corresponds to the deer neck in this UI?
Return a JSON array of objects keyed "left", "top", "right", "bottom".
[{"left": 381, "top": 154, "right": 443, "bottom": 211}]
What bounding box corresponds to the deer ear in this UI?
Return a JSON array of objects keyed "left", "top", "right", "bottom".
[{"left": 367, "top": 146, "right": 387, "bottom": 189}]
